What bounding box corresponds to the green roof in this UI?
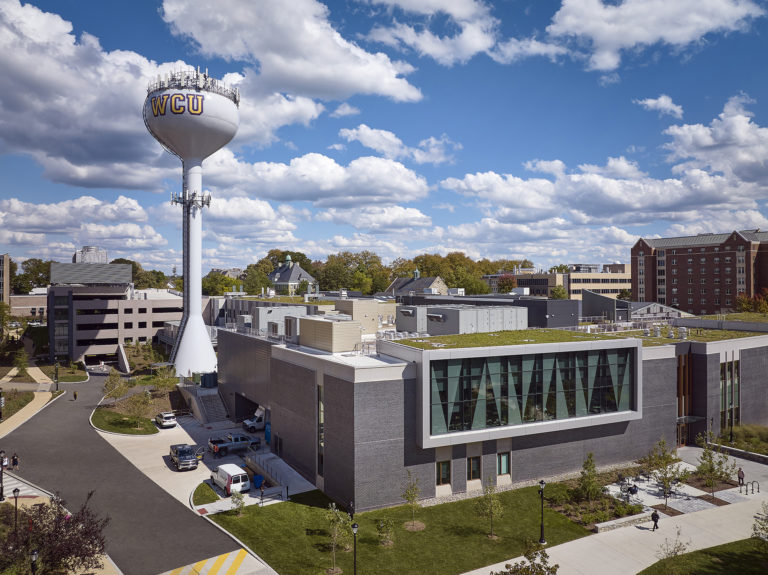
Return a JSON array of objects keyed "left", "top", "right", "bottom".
[{"left": 397, "top": 328, "right": 765, "bottom": 350}]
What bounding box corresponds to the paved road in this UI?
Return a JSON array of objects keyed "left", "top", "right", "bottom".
[{"left": 1, "top": 376, "right": 240, "bottom": 575}]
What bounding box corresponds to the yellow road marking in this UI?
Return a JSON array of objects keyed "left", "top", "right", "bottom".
[
  {"left": 168, "top": 569, "right": 184, "bottom": 575},
  {"left": 192, "top": 558, "right": 208, "bottom": 574},
  {"left": 206, "top": 552, "right": 229, "bottom": 575},
  {"left": 225, "top": 549, "right": 248, "bottom": 575}
]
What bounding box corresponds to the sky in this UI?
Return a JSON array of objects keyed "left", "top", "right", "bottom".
[{"left": 2, "top": 0, "right": 768, "bottom": 275}]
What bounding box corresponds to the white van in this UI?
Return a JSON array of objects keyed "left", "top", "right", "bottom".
[
  {"left": 210, "top": 464, "right": 251, "bottom": 496},
  {"left": 242, "top": 406, "right": 266, "bottom": 433}
]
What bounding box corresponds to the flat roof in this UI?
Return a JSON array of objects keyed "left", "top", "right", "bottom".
[{"left": 396, "top": 327, "right": 765, "bottom": 349}]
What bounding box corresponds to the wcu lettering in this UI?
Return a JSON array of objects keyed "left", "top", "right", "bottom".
[{"left": 150, "top": 94, "right": 204, "bottom": 117}]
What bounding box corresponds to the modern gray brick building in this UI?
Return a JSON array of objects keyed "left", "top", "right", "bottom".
[{"left": 218, "top": 322, "right": 768, "bottom": 511}]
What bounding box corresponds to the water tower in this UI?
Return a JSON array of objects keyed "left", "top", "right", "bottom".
[{"left": 143, "top": 68, "right": 240, "bottom": 376}]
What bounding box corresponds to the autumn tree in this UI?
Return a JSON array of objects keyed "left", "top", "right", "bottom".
[
  {"left": 496, "top": 274, "right": 518, "bottom": 293},
  {"left": 0, "top": 492, "right": 109, "bottom": 573}
]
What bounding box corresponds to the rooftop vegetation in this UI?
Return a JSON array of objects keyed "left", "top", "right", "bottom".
[{"left": 398, "top": 327, "right": 766, "bottom": 350}]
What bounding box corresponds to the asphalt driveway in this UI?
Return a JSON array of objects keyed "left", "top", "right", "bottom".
[{"left": 1, "top": 376, "right": 240, "bottom": 575}]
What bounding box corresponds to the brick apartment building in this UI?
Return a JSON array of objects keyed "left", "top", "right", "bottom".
[{"left": 631, "top": 230, "right": 768, "bottom": 315}]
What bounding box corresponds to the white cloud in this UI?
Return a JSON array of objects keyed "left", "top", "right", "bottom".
[
  {"left": 548, "top": 0, "right": 764, "bottom": 71},
  {"left": 79, "top": 223, "right": 167, "bottom": 249},
  {"left": 331, "top": 103, "right": 361, "bottom": 118},
  {"left": 201, "top": 150, "right": 430, "bottom": 207},
  {"left": 339, "top": 124, "right": 460, "bottom": 164},
  {"left": 161, "top": 0, "right": 421, "bottom": 102},
  {"left": 634, "top": 94, "right": 684, "bottom": 118},
  {"left": 316, "top": 205, "right": 432, "bottom": 231},
  {"left": 490, "top": 37, "right": 568, "bottom": 64},
  {"left": 0, "top": 196, "right": 147, "bottom": 233},
  {"left": 664, "top": 94, "right": 768, "bottom": 185}
]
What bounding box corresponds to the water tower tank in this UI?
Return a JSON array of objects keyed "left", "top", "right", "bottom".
[{"left": 143, "top": 68, "right": 240, "bottom": 376}]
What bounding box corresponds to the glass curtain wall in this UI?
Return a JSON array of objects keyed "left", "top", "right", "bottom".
[{"left": 430, "top": 349, "right": 634, "bottom": 435}]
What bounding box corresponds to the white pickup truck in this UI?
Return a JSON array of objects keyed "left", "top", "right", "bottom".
[{"left": 242, "top": 407, "right": 267, "bottom": 433}]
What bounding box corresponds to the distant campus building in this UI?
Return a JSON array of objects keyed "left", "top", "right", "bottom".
[
  {"left": 72, "top": 245, "right": 108, "bottom": 264},
  {"left": 483, "top": 264, "right": 631, "bottom": 300},
  {"left": 267, "top": 255, "right": 316, "bottom": 295},
  {"left": 631, "top": 230, "right": 768, "bottom": 315}
]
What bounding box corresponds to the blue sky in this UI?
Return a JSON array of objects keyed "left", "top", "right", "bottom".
[{"left": 2, "top": 0, "right": 768, "bottom": 275}]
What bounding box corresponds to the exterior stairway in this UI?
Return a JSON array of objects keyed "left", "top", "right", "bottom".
[{"left": 199, "top": 392, "right": 229, "bottom": 423}]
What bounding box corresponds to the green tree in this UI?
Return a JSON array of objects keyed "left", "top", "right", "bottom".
[
  {"left": 475, "top": 480, "right": 504, "bottom": 538},
  {"left": 549, "top": 285, "right": 568, "bottom": 300},
  {"left": 110, "top": 258, "right": 143, "bottom": 281},
  {"left": 548, "top": 264, "right": 569, "bottom": 273},
  {"left": 617, "top": 289, "right": 632, "bottom": 301},
  {"left": 243, "top": 264, "right": 272, "bottom": 295},
  {"left": 696, "top": 432, "right": 737, "bottom": 499},
  {"left": 349, "top": 270, "right": 373, "bottom": 294},
  {"left": 201, "top": 271, "right": 237, "bottom": 296},
  {"left": 402, "top": 469, "right": 421, "bottom": 528},
  {"left": 13, "top": 348, "right": 29, "bottom": 378},
  {"left": 492, "top": 541, "right": 559, "bottom": 575},
  {"left": 496, "top": 274, "right": 518, "bottom": 293},
  {"left": 0, "top": 302, "right": 10, "bottom": 343},
  {"left": 376, "top": 517, "right": 394, "bottom": 547},
  {"left": 125, "top": 391, "right": 151, "bottom": 429},
  {"left": 735, "top": 293, "right": 753, "bottom": 312},
  {"left": 389, "top": 257, "right": 416, "bottom": 279},
  {"left": 647, "top": 438, "right": 690, "bottom": 509},
  {"left": 577, "top": 452, "right": 601, "bottom": 502},
  {"left": 654, "top": 526, "right": 692, "bottom": 575},
  {"left": 318, "top": 253, "right": 354, "bottom": 290},
  {"left": 102, "top": 368, "right": 129, "bottom": 403},
  {"left": 325, "top": 503, "right": 352, "bottom": 573},
  {"left": 752, "top": 501, "right": 768, "bottom": 556},
  {"left": 0, "top": 492, "right": 109, "bottom": 574},
  {"left": 151, "top": 365, "right": 178, "bottom": 397},
  {"left": 21, "top": 258, "right": 52, "bottom": 287},
  {"left": 230, "top": 490, "right": 245, "bottom": 516}
]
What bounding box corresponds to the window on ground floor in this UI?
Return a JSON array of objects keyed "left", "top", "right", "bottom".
[
  {"left": 436, "top": 461, "right": 451, "bottom": 486},
  {"left": 467, "top": 456, "right": 481, "bottom": 481},
  {"left": 497, "top": 452, "right": 510, "bottom": 476}
]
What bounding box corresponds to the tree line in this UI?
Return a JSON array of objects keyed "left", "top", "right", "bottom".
[{"left": 4, "top": 251, "right": 535, "bottom": 298}]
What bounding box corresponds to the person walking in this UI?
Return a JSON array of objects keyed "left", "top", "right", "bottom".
[
  {"left": 651, "top": 509, "right": 660, "bottom": 531},
  {"left": 11, "top": 453, "right": 18, "bottom": 471},
  {"left": 738, "top": 467, "right": 745, "bottom": 486},
  {"left": 73, "top": 390, "right": 78, "bottom": 401}
]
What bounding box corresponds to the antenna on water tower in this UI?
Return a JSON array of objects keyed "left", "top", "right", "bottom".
[{"left": 143, "top": 68, "right": 240, "bottom": 376}]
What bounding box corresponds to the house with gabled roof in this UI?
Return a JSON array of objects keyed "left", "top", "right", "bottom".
[
  {"left": 267, "top": 254, "right": 316, "bottom": 295},
  {"left": 384, "top": 269, "right": 449, "bottom": 298}
]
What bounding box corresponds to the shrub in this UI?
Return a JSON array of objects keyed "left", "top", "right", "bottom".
[{"left": 544, "top": 483, "right": 570, "bottom": 506}]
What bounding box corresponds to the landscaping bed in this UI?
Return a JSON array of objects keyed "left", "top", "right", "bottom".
[
  {"left": 0, "top": 389, "right": 34, "bottom": 419},
  {"left": 211, "top": 487, "right": 590, "bottom": 575}
]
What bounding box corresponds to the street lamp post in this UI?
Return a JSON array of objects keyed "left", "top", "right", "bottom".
[
  {"left": 13, "top": 487, "right": 20, "bottom": 534},
  {"left": 351, "top": 522, "right": 358, "bottom": 575},
  {"left": 55, "top": 362, "right": 59, "bottom": 392},
  {"left": 0, "top": 449, "right": 5, "bottom": 502},
  {"left": 30, "top": 550, "right": 38, "bottom": 575},
  {"left": 538, "top": 479, "right": 546, "bottom": 545}
]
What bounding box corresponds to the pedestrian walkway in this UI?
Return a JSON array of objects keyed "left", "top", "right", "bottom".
[
  {"left": 157, "top": 549, "right": 272, "bottom": 575},
  {"left": 462, "top": 446, "right": 768, "bottom": 575}
]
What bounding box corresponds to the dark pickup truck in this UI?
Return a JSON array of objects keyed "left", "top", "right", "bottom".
[
  {"left": 207, "top": 433, "right": 260, "bottom": 456},
  {"left": 169, "top": 444, "right": 199, "bottom": 471}
]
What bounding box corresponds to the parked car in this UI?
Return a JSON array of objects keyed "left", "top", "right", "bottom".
[
  {"left": 155, "top": 412, "right": 177, "bottom": 428},
  {"left": 210, "top": 463, "right": 251, "bottom": 496},
  {"left": 169, "top": 444, "right": 198, "bottom": 471}
]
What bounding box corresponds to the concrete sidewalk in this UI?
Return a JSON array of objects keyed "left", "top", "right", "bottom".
[
  {"left": 0, "top": 391, "right": 53, "bottom": 439},
  {"left": 463, "top": 447, "right": 768, "bottom": 575}
]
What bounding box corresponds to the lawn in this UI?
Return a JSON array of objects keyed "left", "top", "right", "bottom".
[
  {"left": 638, "top": 537, "right": 768, "bottom": 574},
  {"left": 90, "top": 407, "right": 158, "bottom": 435},
  {"left": 193, "top": 482, "right": 219, "bottom": 505},
  {"left": 211, "top": 488, "right": 590, "bottom": 575},
  {"left": 37, "top": 363, "right": 88, "bottom": 383},
  {"left": 715, "top": 424, "right": 768, "bottom": 456},
  {"left": 701, "top": 312, "right": 768, "bottom": 323},
  {"left": 0, "top": 389, "right": 34, "bottom": 420}
]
